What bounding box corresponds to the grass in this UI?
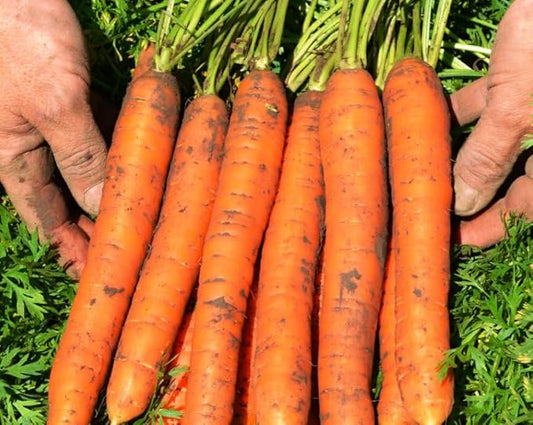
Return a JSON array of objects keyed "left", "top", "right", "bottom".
[
  {"left": 446, "top": 217, "right": 533, "bottom": 424},
  {"left": 0, "top": 0, "right": 531, "bottom": 423},
  {"left": 0, "top": 198, "right": 76, "bottom": 424}
]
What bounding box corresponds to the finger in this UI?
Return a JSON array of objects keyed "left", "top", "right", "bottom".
[
  {"left": 52, "top": 220, "right": 90, "bottom": 280},
  {"left": 456, "top": 174, "right": 533, "bottom": 248},
  {"left": 28, "top": 80, "right": 108, "bottom": 216},
  {"left": 0, "top": 143, "right": 89, "bottom": 280},
  {"left": 448, "top": 76, "right": 488, "bottom": 126},
  {"left": 75, "top": 214, "right": 95, "bottom": 239},
  {"left": 453, "top": 82, "right": 529, "bottom": 216}
]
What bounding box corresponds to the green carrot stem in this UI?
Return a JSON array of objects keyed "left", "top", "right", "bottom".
[
  {"left": 427, "top": 0, "right": 453, "bottom": 68},
  {"left": 286, "top": 29, "right": 338, "bottom": 92},
  {"left": 292, "top": 3, "right": 342, "bottom": 66},
  {"left": 469, "top": 16, "right": 498, "bottom": 30},
  {"left": 309, "top": 51, "right": 337, "bottom": 91},
  {"left": 421, "top": 0, "right": 434, "bottom": 63},
  {"left": 442, "top": 41, "right": 491, "bottom": 57},
  {"left": 155, "top": 0, "right": 239, "bottom": 72},
  {"left": 395, "top": 3, "right": 408, "bottom": 62},
  {"left": 268, "top": 0, "right": 290, "bottom": 65},
  {"left": 237, "top": 0, "right": 272, "bottom": 68},
  {"left": 357, "top": 0, "right": 386, "bottom": 68},
  {"left": 412, "top": 1, "right": 422, "bottom": 58},
  {"left": 287, "top": 59, "right": 317, "bottom": 93},
  {"left": 334, "top": 0, "right": 350, "bottom": 69},
  {"left": 292, "top": 17, "right": 340, "bottom": 68},
  {"left": 302, "top": 0, "right": 319, "bottom": 34},
  {"left": 374, "top": 4, "right": 398, "bottom": 88},
  {"left": 342, "top": 0, "right": 365, "bottom": 68}
]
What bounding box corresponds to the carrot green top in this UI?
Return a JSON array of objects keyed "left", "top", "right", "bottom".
[
  {"left": 231, "top": 0, "right": 290, "bottom": 72},
  {"left": 334, "top": 0, "right": 387, "bottom": 71},
  {"left": 285, "top": 0, "right": 341, "bottom": 93},
  {"left": 154, "top": 0, "right": 242, "bottom": 74}
]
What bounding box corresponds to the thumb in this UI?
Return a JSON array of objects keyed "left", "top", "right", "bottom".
[
  {"left": 30, "top": 88, "right": 108, "bottom": 216},
  {"left": 453, "top": 83, "right": 528, "bottom": 216}
]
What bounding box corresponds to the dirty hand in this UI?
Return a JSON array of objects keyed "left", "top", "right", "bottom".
[
  {"left": 0, "top": 0, "right": 107, "bottom": 279},
  {"left": 449, "top": 0, "right": 533, "bottom": 248}
]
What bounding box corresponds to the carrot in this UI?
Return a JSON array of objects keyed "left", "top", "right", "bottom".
[
  {"left": 157, "top": 306, "right": 196, "bottom": 425},
  {"left": 382, "top": 56, "right": 454, "bottom": 425},
  {"left": 47, "top": 67, "right": 180, "bottom": 424},
  {"left": 316, "top": 1, "right": 389, "bottom": 422},
  {"left": 377, "top": 236, "right": 416, "bottom": 425},
  {"left": 250, "top": 89, "right": 324, "bottom": 425},
  {"left": 317, "top": 65, "right": 388, "bottom": 425},
  {"left": 308, "top": 249, "right": 324, "bottom": 425},
  {"left": 105, "top": 93, "right": 227, "bottom": 424},
  {"left": 132, "top": 42, "right": 156, "bottom": 80},
  {"left": 182, "top": 68, "right": 288, "bottom": 425},
  {"left": 232, "top": 275, "right": 259, "bottom": 425}
]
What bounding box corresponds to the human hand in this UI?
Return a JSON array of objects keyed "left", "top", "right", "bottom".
[
  {"left": 449, "top": 0, "right": 533, "bottom": 248},
  {"left": 0, "top": 0, "right": 108, "bottom": 279}
]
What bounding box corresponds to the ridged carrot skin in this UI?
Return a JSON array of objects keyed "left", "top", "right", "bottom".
[
  {"left": 251, "top": 90, "right": 324, "bottom": 425},
  {"left": 377, "top": 237, "right": 416, "bottom": 425},
  {"left": 317, "top": 68, "right": 388, "bottom": 425},
  {"left": 232, "top": 277, "right": 258, "bottom": 425},
  {"left": 308, "top": 249, "right": 323, "bottom": 425},
  {"left": 106, "top": 94, "right": 227, "bottom": 424},
  {"left": 47, "top": 70, "right": 180, "bottom": 425},
  {"left": 132, "top": 43, "right": 155, "bottom": 80},
  {"left": 158, "top": 307, "right": 196, "bottom": 425},
  {"left": 182, "top": 69, "right": 288, "bottom": 425},
  {"left": 382, "top": 56, "right": 454, "bottom": 425}
]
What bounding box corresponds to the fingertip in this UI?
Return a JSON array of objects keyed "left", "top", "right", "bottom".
[
  {"left": 83, "top": 181, "right": 104, "bottom": 216},
  {"left": 453, "top": 175, "right": 480, "bottom": 216},
  {"left": 50, "top": 221, "right": 90, "bottom": 281}
]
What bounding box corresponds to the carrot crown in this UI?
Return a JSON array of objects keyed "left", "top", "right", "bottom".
[
  {"left": 333, "top": 0, "right": 387, "bottom": 71},
  {"left": 199, "top": 0, "right": 250, "bottom": 96},
  {"left": 232, "top": 0, "right": 289, "bottom": 72}
]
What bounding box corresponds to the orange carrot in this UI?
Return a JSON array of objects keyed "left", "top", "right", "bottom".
[
  {"left": 182, "top": 69, "right": 288, "bottom": 425},
  {"left": 232, "top": 275, "right": 259, "bottom": 425},
  {"left": 317, "top": 67, "right": 388, "bottom": 425},
  {"left": 251, "top": 89, "right": 324, "bottom": 425},
  {"left": 47, "top": 68, "right": 180, "bottom": 424},
  {"left": 308, "top": 248, "right": 324, "bottom": 425},
  {"left": 382, "top": 56, "right": 454, "bottom": 425},
  {"left": 377, "top": 236, "right": 416, "bottom": 425},
  {"left": 105, "top": 93, "right": 227, "bottom": 425},
  {"left": 157, "top": 306, "right": 196, "bottom": 425},
  {"left": 132, "top": 43, "right": 156, "bottom": 80}
]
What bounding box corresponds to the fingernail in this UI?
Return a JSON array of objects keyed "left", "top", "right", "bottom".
[
  {"left": 84, "top": 182, "right": 104, "bottom": 216},
  {"left": 454, "top": 177, "right": 479, "bottom": 216}
]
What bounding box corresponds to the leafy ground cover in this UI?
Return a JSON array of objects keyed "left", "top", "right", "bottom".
[{"left": 0, "top": 0, "right": 531, "bottom": 423}]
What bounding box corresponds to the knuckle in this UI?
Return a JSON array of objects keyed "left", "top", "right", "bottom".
[
  {"left": 56, "top": 141, "right": 106, "bottom": 180},
  {"left": 456, "top": 143, "right": 513, "bottom": 186}
]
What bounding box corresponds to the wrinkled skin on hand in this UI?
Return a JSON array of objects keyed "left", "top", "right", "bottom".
[
  {"left": 450, "top": 0, "right": 533, "bottom": 248},
  {"left": 0, "top": 0, "right": 108, "bottom": 278}
]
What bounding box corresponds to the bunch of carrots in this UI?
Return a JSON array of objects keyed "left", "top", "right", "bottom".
[{"left": 46, "top": 0, "right": 460, "bottom": 424}]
